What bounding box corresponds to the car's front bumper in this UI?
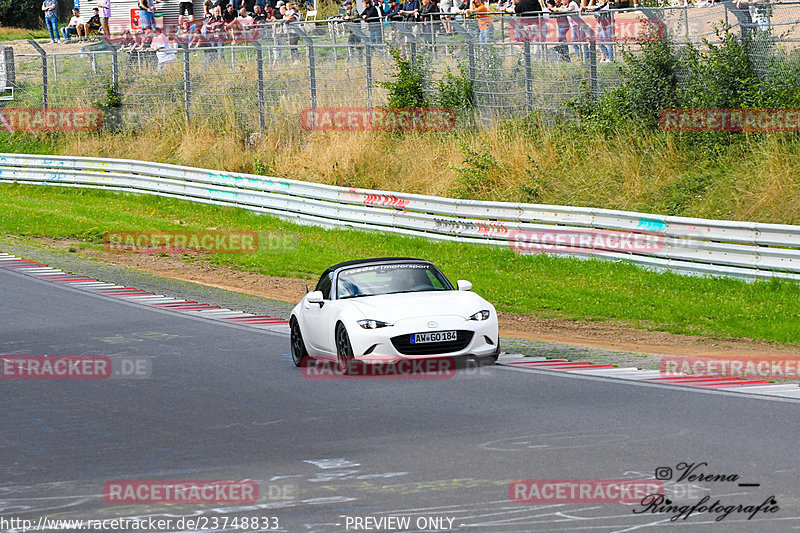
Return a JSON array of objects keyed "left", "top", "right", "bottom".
[{"left": 346, "top": 315, "right": 498, "bottom": 363}]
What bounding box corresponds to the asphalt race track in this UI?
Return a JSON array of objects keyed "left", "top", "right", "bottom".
[{"left": 2, "top": 264, "right": 800, "bottom": 533}]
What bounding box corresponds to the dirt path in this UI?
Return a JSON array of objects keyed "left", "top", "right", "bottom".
[
  {"left": 4, "top": 38, "right": 94, "bottom": 56},
  {"left": 36, "top": 237, "right": 800, "bottom": 360}
]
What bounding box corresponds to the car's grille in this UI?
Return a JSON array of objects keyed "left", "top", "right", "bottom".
[{"left": 391, "top": 331, "right": 474, "bottom": 355}]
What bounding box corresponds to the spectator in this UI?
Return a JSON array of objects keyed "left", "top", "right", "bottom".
[
  {"left": 565, "top": 0, "right": 587, "bottom": 60},
  {"left": 97, "top": 0, "right": 111, "bottom": 36},
  {"left": 42, "top": 0, "right": 61, "bottom": 44},
  {"left": 418, "top": 0, "right": 439, "bottom": 42},
  {"left": 361, "top": 0, "right": 382, "bottom": 43},
  {"left": 283, "top": 2, "right": 300, "bottom": 64},
  {"left": 509, "top": 0, "right": 541, "bottom": 15},
  {"left": 204, "top": 0, "right": 215, "bottom": 16},
  {"left": 86, "top": 8, "right": 102, "bottom": 36},
  {"left": 253, "top": 4, "right": 268, "bottom": 22},
  {"left": 466, "top": 0, "right": 492, "bottom": 42},
  {"left": 399, "top": 0, "right": 419, "bottom": 21},
  {"left": 223, "top": 4, "right": 237, "bottom": 24},
  {"left": 386, "top": 0, "right": 403, "bottom": 20},
  {"left": 341, "top": 0, "right": 357, "bottom": 20},
  {"left": 62, "top": 8, "right": 87, "bottom": 41},
  {"left": 235, "top": 6, "right": 256, "bottom": 41},
  {"left": 138, "top": 0, "right": 156, "bottom": 31},
  {"left": 552, "top": 0, "right": 570, "bottom": 60},
  {"left": 118, "top": 28, "right": 135, "bottom": 51},
  {"left": 149, "top": 26, "right": 176, "bottom": 70},
  {"left": 590, "top": 0, "right": 613, "bottom": 61},
  {"left": 178, "top": 19, "right": 200, "bottom": 47},
  {"left": 439, "top": 0, "right": 453, "bottom": 34},
  {"left": 179, "top": 0, "right": 194, "bottom": 26}
]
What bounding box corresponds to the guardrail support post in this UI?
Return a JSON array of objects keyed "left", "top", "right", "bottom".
[
  {"left": 100, "top": 37, "right": 119, "bottom": 93},
  {"left": 2, "top": 47, "right": 15, "bottom": 90},
  {"left": 253, "top": 42, "right": 266, "bottom": 130},
  {"left": 182, "top": 45, "right": 191, "bottom": 123},
  {"left": 450, "top": 22, "right": 475, "bottom": 85},
  {"left": 292, "top": 26, "right": 317, "bottom": 110},
  {"left": 348, "top": 24, "right": 372, "bottom": 108},
  {"left": 28, "top": 40, "right": 47, "bottom": 109},
  {"left": 589, "top": 38, "right": 597, "bottom": 99},
  {"left": 523, "top": 41, "right": 533, "bottom": 112}
]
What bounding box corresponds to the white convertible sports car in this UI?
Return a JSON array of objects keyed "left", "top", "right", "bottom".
[{"left": 290, "top": 257, "right": 500, "bottom": 370}]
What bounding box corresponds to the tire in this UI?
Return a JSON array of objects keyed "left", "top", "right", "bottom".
[
  {"left": 335, "top": 322, "right": 354, "bottom": 373},
  {"left": 290, "top": 317, "right": 309, "bottom": 367}
]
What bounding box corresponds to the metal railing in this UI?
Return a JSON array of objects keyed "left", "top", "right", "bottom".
[{"left": 2, "top": 152, "right": 799, "bottom": 281}]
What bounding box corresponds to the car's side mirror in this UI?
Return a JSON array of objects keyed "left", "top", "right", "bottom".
[
  {"left": 457, "top": 280, "right": 472, "bottom": 291},
  {"left": 307, "top": 291, "right": 324, "bottom": 305}
]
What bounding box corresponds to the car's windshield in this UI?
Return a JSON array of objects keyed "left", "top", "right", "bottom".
[{"left": 336, "top": 263, "right": 453, "bottom": 299}]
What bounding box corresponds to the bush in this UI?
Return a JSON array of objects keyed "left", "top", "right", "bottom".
[
  {"left": 570, "top": 29, "right": 800, "bottom": 134},
  {"left": 379, "top": 48, "right": 429, "bottom": 109},
  {"left": 434, "top": 63, "right": 474, "bottom": 113},
  {"left": 0, "top": 0, "right": 72, "bottom": 27}
]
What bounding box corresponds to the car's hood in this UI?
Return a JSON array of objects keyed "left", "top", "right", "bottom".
[{"left": 346, "top": 291, "right": 490, "bottom": 322}]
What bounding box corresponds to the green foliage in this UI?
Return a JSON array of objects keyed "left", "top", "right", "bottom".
[
  {"left": 0, "top": 0, "right": 72, "bottom": 28},
  {"left": 94, "top": 82, "right": 123, "bottom": 132},
  {"left": 379, "top": 48, "right": 429, "bottom": 109},
  {"left": 570, "top": 38, "right": 679, "bottom": 132},
  {"left": 253, "top": 157, "right": 274, "bottom": 176},
  {"left": 651, "top": 172, "right": 715, "bottom": 216},
  {"left": 434, "top": 63, "right": 474, "bottom": 112},
  {"left": 449, "top": 140, "right": 503, "bottom": 200},
  {"left": 679, "top": 32, "right": 755, "bottom": 109},
  {"left": 519, "top": 155, "right": 549, "bottom": 203},
  {"left": 570, "top": 29, "right": 800, "bottom": 135}
]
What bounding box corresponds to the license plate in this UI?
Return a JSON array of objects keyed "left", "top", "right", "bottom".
[{"left": 410, "top": 331, "right": 457, "bottom": 344}]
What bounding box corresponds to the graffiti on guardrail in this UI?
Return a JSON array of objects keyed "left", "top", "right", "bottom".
[
  {"left": 637, "top": 218, "right": 668, "bottom": 233},
  {"left": 348, "top": 190, "right": 410, "bottom": 210},
  {"left": 433, "top": 219, "right": 508, "bottom": 237}
]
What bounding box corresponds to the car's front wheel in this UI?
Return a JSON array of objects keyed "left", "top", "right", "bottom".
[
  {"left": 290, "top": 317, "right": 309, "bottom": 367},
  {"left": 335, "top": 322, "right": 354, "bottom": 373}
]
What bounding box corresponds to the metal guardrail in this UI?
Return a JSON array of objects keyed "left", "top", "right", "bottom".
[{"left": 1, "top": 152, "right": 799, "bottom": 281}]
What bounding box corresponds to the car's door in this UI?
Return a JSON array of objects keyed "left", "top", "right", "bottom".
[{"left": 303, "top": 271, "right": 337, "bottom": 356}]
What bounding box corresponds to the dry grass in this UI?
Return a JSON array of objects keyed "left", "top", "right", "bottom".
[{"left": 34, "top": 117, "right": 800, "bottom": 225}]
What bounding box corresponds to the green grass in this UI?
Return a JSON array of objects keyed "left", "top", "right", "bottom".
[
  {"left": 2, "top": 182, "right": 799, "bottom": 344},
  {"left": 0, "top": 27, "right": 49, "bottom": 41}
]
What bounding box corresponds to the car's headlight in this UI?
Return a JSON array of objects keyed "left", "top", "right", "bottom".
[
  {"left": 469, "top": 310, "right": 491, "bottom": 321},
  {"left": 358, "top": 319, "right": 392, "bottom": 329}
]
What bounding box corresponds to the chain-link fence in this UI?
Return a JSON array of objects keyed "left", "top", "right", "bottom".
[{"left": 3, "top": 1, "right": 800, "bottom": 130}]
